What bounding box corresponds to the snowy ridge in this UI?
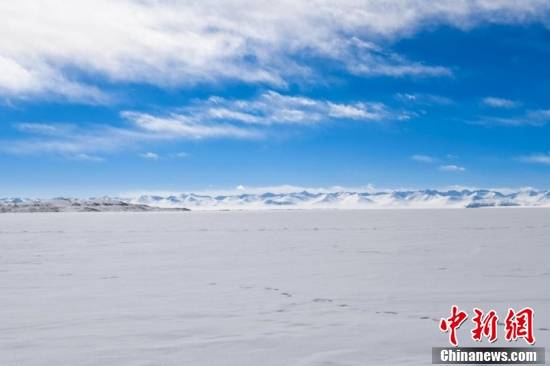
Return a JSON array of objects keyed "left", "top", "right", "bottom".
[
  {"left": 129, "top": 189, "right": 550, "bottom": 210},
  {"left": 0, "top": 197, "right": 189, "bottom": 213}
]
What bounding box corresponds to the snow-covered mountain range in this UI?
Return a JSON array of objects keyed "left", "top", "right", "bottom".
[
  {"left": 129, "top": 189, "right": 550, "bottom": 210},
  {"left": 2, "top": 189, "right": 550, "bottom": 212}
]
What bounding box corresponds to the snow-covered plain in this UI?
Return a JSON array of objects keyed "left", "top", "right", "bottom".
[{"left": 1, "top": 209, "right": 549, "bottom": 365}]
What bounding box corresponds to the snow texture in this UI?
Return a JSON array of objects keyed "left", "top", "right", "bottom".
[{"left": 1, "top": 209, "right": 549, "bottom": 365}]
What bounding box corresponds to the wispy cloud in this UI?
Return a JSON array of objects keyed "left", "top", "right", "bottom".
[
  {"left": 140, "top": 152, "right": 159, "bottom": 160},
  {"left": 3, "top": 126, "right": 128, "bottom": 155},
  {"left": 482, "top": 97, "right": 520, "bottom": 108},
  {"left": 340, "top": 39, "right": 452, "bottom": 78},
  {"left": 411, "top": 154, "right": 466, "bottom": 172},
  {"left": 439, "top": 164, "right": 466, "bottom": 172},
  {"left": 184, "top": 91, "right": 409, "bottom": 125},
  {"left": 3, "top": 91, "right": 408, "bottom": 156},
  {"left": 395, "top": 93, "right": 454, "bottom": 105},
  {"left": 411, "top": 154, "right": 437, "bottom": 163},
  {"left": 171, "top": 152, "right": 188, "bottom": 159},
  {"left": 1, "top": 1, "right": 549, "bottom": 101},
  {"left": 516, "top": 153, "right": 550, "bottom": 165},
  {"left": 15, "top": 123, "right": 75, "bottom": 135},
  {"left": 122, "top": 111, "right": 260, "bottom": 139},
  {"left": 473, "top": 109, "right": 550, "bottom": 126},
  {"left": 2, "top": 121, "right": 257, "bottom": 157},
  {"left": 70, "top": 153, "right": 104, "bottom": 162},
  {"left": 138, "top": 151, "right": 189, "bottom": 160},
  {"left": 412, "top": 154, "right": 466, "bottom": 172}
]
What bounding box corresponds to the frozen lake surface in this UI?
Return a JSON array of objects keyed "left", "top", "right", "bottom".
[{"left": 1, "top": 209, "right": 549, "bottom": 365}]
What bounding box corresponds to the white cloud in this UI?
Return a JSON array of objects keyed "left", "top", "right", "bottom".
[
  {"left": 439, "top": 164, "right": 466, "bottom": 172},
  {"left": 1, "top": 1, "right": 549, "bottom": 101},
  {"left": 517, "top": 153, "right": 550, "bottom": 165},
  {"left": 411, "top": 154, "right": 436, "bottom": 163},
  {"left": 0, "top": 56, "right": 109, "bottom": 103},
  {"left": 482, "top": 97, "right": 520, "bottom": 108},
  {"left": 140, "top": 152, "right": 159, "bottom": 160}
]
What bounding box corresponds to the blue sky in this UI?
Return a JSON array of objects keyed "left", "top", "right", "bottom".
[{"left": 1, "top": 1, "right": 550, "bottom": 196}]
